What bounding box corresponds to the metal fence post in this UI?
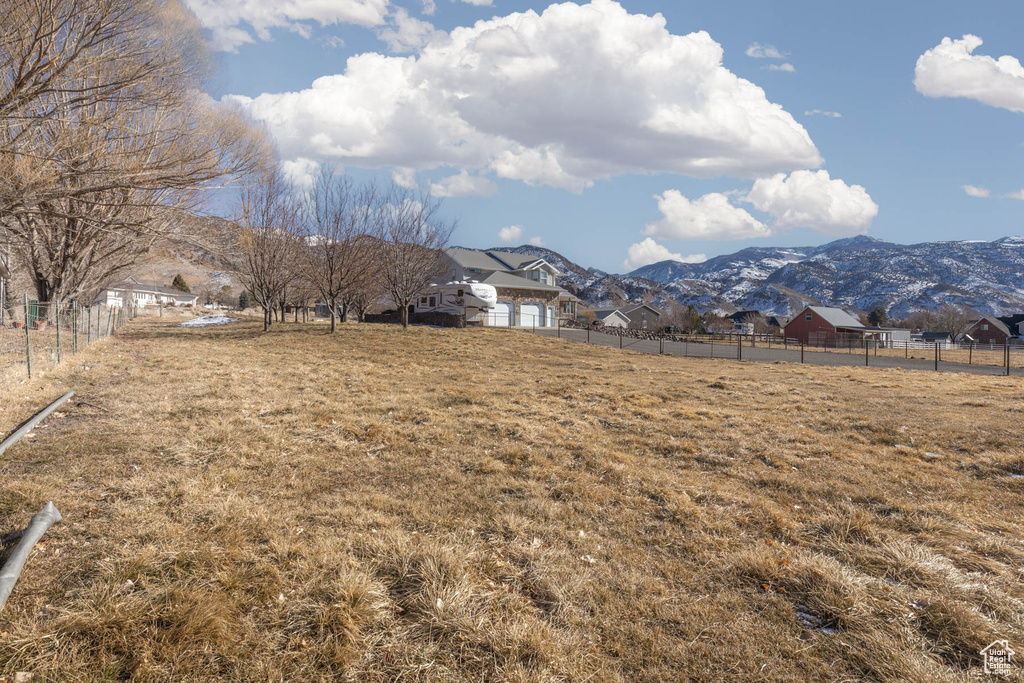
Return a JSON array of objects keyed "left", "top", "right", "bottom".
[
  {"left": 969, "top": 342, "right": 973, "bottom": 365},
  {"left": 864, "top": 336, "right": 869, "bottom": 367},
  {"left": 660, "top": 337, "right": 663, "bottom": 354},
  {"left": 1006, "top": 341, "right": 1011, "bottom": 376},
  {"left": 587, "top": 328, "right": 590, "bottom": 344},
  {"left": 737, "top": 334, "right": 742, "bottom": 361},
  {"left": 801, "top": 340, "right": 804, "bottom": 364},
  {"left": 73, "top": 302, "right": 78, "bottom": 354},
  {"left": 934, "top": 342, "right": 939, "bottom": 371},
  {"left": 23, "top": 294, "right": 31, "bottom": 379},
  {"left": 55, "top": 299, "right": 61, "bottom": 366},
  {"left": 619, "top": 334, "right": 623, "bottom": 349}
]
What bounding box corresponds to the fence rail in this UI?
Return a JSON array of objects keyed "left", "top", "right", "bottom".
[
  {"left": 525, "top": 324, "right": 1021, "bottom": 377},
  {"left": 1, "top": 296, "right": 129, "bottom": 393}
]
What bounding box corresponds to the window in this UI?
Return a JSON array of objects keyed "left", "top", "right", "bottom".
[
  {"left": 428, "top": 296, "right": 436, "bottom": 307},
  {"left": 806, "top": 313, "right": 813, "bottom": 321},
  {"left": 981, "top": 324, "right": 989, "bottom": 331},
  {"left": 420, "top": 296, "right": 427, "bottom": 304},
  {"left": 539, "top": 271, "right": 548, "bottom": 284},
  {"left": 457, "top": 289, "right": 464, "bottom": 296}
]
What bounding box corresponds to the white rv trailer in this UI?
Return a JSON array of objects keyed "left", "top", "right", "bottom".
[{"left": 414, "top": 281, "right": 498, "bottom": 324}]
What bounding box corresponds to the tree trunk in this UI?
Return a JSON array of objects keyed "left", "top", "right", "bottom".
[
  {"left": 329, "top": 298, "right": 337, "bottom": 334},
  {"left": 263, "top": 307, "right": 270, "bottom": 332},
  {"left": 400, "top": 303, "right": 409, "bottom": 329},
  {"left": 294, "top": 306, "right": 298, "bottom": 323},
  {"left": 341, "top": 302, "right": 348, "bottom": 323}
]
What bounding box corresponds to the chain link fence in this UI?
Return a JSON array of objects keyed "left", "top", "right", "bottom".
[{"left": 1, "top": 296, "right": 130, "bottom": 393}]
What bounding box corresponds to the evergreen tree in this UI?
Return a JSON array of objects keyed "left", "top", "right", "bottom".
[
  {"left": 238, "top": 291, "right": 250, "bottom": 309},
  {"left": 868, "top": 307, "right": 889, "bottom": 327},
  {"left": 171, "top": 274, "right": 191, "bottom": 293}
]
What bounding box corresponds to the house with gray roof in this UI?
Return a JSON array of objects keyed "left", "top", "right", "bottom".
[
  {"left": 784, "top": 306, "right": 910, "bottom": 347},
  {"left": 590, "top": 303, "right": 663, "bottom": 330},
  {"left": 442, "top": 248, "right": 578, "bottom": 327}
]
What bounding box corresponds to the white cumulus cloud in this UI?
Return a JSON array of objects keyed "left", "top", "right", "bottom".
[
  {"left": 764, "top": 63, "right": 795, "bottom": 72},
  {"left": 228, "top": 0, "right": 822, "bottom": 192},
  {"left": 428, "top": 170, "right": 498, "bottom": 197},
  {"left": 645, "top": 190, "right": 770, "bottom": 241},
  {"left": 458, "top": 0, "right": 494, "bottom": 5},
  {"left": 528, "top": 236, "right": 545, "bottom": 246},
  {"left": 1006, "top": 189, "right": 1024, "bottom": 200},
  {"left": 745, "top": 170, "right": 878, "bottom": 236},
  {"left": 498, "top": 225, "right": 523, "bottom": 243},
  {"left": 805, "top": 109, "right": 841, "bottom": 118},
  {"left": 392, "top": 167, "right": 419, "bottom": 189},
  {"left": 377, "top": 8, "right": 444, "bottom": 53},
  {"left": 186, "top": 0, "right": 390, "bottom": 51},
  {"left": 915, "top": 35, "right": 1024, "bottom": 113},
  {"left": 623, "top": 238, "right": 705, "bottom": 270},
  {"left": 746, "top": 43, "right": 785, "bottom": 59},
  {"left": 280, "top": 157, "right": 321, "bottom": 189},
  {"left": 962, "top": 184, "right": 990, "bottom": 198}
]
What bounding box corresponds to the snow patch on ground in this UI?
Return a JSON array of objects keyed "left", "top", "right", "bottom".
[{"left": 180, "top": 315, "right": 238, "bottom": 328}]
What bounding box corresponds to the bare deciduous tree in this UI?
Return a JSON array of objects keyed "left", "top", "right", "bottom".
[
  {"left": 301, "top": 167, "right": 379, "bottom": 333},
  {"left": 374, "top": 186, "right": 454, "bottom": 329},
  {"left": 933, "top": 303, "right": 976, "bottom": 341},
  {"left": 235, "top": 168, "right": 301, "bottom": 332},
  {"left": 0, "top": 0, "right": 270, "bottom": 301}
]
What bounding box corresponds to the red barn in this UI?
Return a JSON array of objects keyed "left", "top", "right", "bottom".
[{"left": 784, "top": 306, "right": 910, "bottom": 347}]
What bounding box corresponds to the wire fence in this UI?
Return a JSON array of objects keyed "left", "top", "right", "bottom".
[
  {"left": 1, "top": 296, "right": 130, "bottom": 394},
  {"left": 527, "top": 325, "right": 1023, "bottom": 377}
]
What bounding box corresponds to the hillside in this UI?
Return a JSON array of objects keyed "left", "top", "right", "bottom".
[
  {"left": 1, "top": 321, "right": 1022, "bottom": 680},
  {"left": 629, "top": 235, "right": 1024, "bottom": 318}
]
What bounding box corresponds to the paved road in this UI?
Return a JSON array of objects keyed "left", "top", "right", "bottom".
[{"left": 528, "top": 327, "right": 1019, "bottom": 377}]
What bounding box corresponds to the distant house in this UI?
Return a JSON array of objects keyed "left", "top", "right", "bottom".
[
  {"left": 784, "top": 306, "right": 910, "bottom": 347},
  {"left": 590, "top": 303, "right": 662, "bottom": 330},
  {"left": 963, "top": 316, "right": 1011, "bottom": 345},
  {"left": 918, "top": 331, "right": 954, "bottom": 346},
  {"left": 442, "top": 248, "right": 578, "bottom": 327},
  {"left": 590, "top": 309, "right": 630, "bottom": 328},
  {"left": 98, "top": 276, "right": 199, "bottom": 309},
  {"left": 996, "top": 314, "right": 1024, "bottom": 338}
]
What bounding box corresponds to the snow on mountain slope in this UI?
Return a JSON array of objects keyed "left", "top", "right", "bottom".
[{"left": 458, "top": 237, "right": 1024, "bottom": 319}]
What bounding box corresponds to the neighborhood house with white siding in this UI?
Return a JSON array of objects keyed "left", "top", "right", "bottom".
[{"left": 442, "top": 249, "right": 579, "bottom": 327}]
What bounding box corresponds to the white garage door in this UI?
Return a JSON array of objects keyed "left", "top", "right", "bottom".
[
  {"left": 488, "top": 301, "right": 513, "bottom": 327},
  {"left": 521, "top": 303, "right": 544, "bottom": 327}
]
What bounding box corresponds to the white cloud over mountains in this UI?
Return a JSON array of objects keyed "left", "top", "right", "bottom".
[
  {"left": 186, "top": 0, "right": 390, "bottom": 51},
  {"left": 498, "top": 225, "right": 523, "bottom": 243},
  {"left": 915, "top": 35, "right": 1024, "bottom": 113},
  {"left": 747, "top": 170, "right": 877, "bottom": 236},
  {"left": 644, "top": 170, "right": 878, "bottom": 242},
  {"left": 962, "top": 184, "right": 990, "bottom": 198},
  {"left": 623, "top": 238, "right": 705, "bottom": 270},
  {"left": 228, "top": 0, "right": 823, "bottom": 192},
  {"left": 645, "top": 191, "right": 770, "bottom": 241}
]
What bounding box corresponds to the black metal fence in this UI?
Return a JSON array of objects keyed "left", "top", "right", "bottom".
[{"left": 527, "top": 325, "right": 1021, "bottom": 377}]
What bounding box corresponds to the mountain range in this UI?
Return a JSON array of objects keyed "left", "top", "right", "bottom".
[{"left": 486, "top": 235, "right": 1024, "bottom": 320}]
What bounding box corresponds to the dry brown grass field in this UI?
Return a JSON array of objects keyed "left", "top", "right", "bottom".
[{"left": 1, "top": 319, "right": 1023, "bottom": 681}]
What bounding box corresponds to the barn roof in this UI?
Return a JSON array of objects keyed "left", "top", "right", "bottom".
[{"left": 805, "top": 306, "right": 866, "bottom": 329}]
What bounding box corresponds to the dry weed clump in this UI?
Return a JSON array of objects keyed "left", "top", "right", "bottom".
[{"left": 0, "top": 319, "right": 1023, "bottom": 681}]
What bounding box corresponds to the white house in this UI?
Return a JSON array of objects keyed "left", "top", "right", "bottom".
[
  {"left": 591, "top": 309, "right": 630, "bottom": 328},
  {"left": 441, "top": 249, "right": 578, "bottom": 327},
  {"left": 98, "top": 277, "right": 199, "bottom": 309}
]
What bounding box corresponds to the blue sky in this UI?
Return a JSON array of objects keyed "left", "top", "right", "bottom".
[{"left": 192, "top": 0, "right": 1024, "bottom": 273}]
